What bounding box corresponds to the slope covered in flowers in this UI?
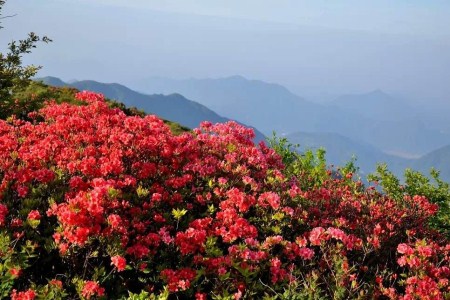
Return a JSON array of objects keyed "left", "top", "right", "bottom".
[{"left": 0, "top": 91, "right": 449, "bottom": 299}]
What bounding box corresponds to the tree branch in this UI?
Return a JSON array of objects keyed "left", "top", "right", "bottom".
[{"left": 0, "top": 14, "right": 17, "bottom": 19}]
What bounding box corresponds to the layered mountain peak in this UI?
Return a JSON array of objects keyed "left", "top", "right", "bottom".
[
  {"left": 367, "top": 88, "right": 388, "bottom": 97},
  {"left": 332, "top": 89, "right": 416, "bottom": 122}
]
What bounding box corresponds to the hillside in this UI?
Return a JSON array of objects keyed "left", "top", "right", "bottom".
[{"left": 38, "top": 77, "right": 266, "bottom": 142}]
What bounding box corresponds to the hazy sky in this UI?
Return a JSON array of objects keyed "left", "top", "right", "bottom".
[
  {"left": 75, "top": 0, "right": 450, "bottom": 36},
  {"left": 1, "top": 0, "right": 450, "bottom": 102}
]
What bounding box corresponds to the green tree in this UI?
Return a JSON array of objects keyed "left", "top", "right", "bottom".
[{"left": 0, "top": 0, "right": 51, "bottom": 118}]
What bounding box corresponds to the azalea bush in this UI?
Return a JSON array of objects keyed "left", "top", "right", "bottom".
[
  {"left": 0, "top": 91, "right": 449, "bottom": 299},
  {"left": 368, "top": 164, "right": 450, "bottom": 239}
]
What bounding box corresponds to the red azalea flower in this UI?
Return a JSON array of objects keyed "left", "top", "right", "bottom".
[
  {"left": 27, "top": 210, "right": 41, "bottom": 221},
  {"left": 111, "top": 255, "right": 126, "bottom": 271}
]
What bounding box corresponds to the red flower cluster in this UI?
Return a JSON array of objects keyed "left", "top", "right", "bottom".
[
  {"left": 111, "top": 255, "right": 126, "bottom": 271},
  {"left": 160, "top": 268, "right": 197, "bottom": 292},
  {"left": 10, "top": 289, "right": 36, "bottom": 300},
  {"left": 27, "top": 210, "right": 40, "bottom": 221},
  {"left": 0, "top": 204, "right": 7, "bottom": 226},
  {"left": 81, "top": 281, "right": 105, "bottom": 299}
]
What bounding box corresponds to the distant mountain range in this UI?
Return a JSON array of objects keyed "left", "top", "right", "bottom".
[
  {"left": 330, "top": 90, "right": 447, "bottom": 156},
  {"left": 130, "top": 75, "right": 327, "bottom": 135},
  {"left": 38, "top": 76, "right": 266, "bottom": 142},
  {"left": 131, "top": 76, "right": 450, "bottom": 157}
]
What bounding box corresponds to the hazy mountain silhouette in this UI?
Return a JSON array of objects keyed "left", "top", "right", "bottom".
[
  {"left": 132, "top": 75, "right": 331, "bottom": 135},
  {"left": 331, "top": 89, "right": 417, "bottom": 122},
  {"left": 330, "top": 90, "right": 449, "bottom": 156},
  {"left": 412, "top": 145, "right": 450, "bottom": 182},
  {"left": 40, "top": 76, "right": 67, "bottom": 87}
]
